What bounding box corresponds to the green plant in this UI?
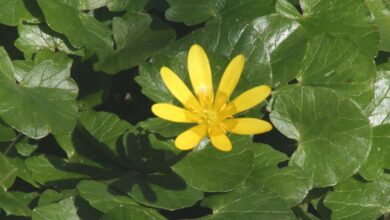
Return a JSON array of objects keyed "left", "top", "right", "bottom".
[{"left": 0, "top": 0, "right": 390, "bottom": 219}]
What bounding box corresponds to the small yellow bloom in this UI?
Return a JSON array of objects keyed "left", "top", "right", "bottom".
[{"left": 151, "top": 44, "right": 272, "bottom": 152}]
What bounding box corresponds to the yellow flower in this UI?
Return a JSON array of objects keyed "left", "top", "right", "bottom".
[{"left": 151, "top": 44, "right": 272, "bottom": 152}]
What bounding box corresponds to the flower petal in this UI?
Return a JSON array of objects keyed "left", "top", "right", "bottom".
[
  {"left": 175, "top": 124, "right": 207, "bottom": 150},
  {"left": 187, "top": 44, "right": 213, "bottom": 106},
  {"left": 224, "top": 118, "right": 272, "bottom": 135},
  {"left": 214, "top": 54, "right": 245, "bottom": 110},
  {"left": 151, "top": 103, "right": 198, "bottom": 123},
  {"left": 160, "top": 66, "right": 202, "bottom": 111},
  {"left": 209, "top": 127, "right": 232, "bottom": 152},
  {"left": 224, "top": 85, "right": 271, "bottom": 115}
]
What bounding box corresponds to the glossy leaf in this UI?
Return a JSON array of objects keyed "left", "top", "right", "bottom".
[
  {"left": 172, "top": 135, "right": 254, "bottom": 192},
  {"left": 201, "top": 168, "right": 295, "bottom": 219},
  {"left": 77, "top": 180, "right": 139, "bottom": 213},
  {"left": 32, "top": 197, "right": 80, "bottom": 220},
  {"left": 37, "top": 0, "right": 113, "bottom": 54},
  {"left": 0, "top": 153, "right": 18, "bottom": 191},
  {"left": 299, "top": 0, "right": 379, "bottom": 58},
  {"left": 270, "top": 86, "right": 372, "bottom": 187},
  {"left": 300, "top": 35, "right": 376, "bottom": 108},
  {"left": 15, "top": 24, "right": 83, "bottom": 59},
  {"left": 0, "top": 120, "right": 16, "bottom": 142},
  {"left": 101, "top": 205, "right": 166, "bottom": 220},
  {"left": 0, "top": 191, "right": 38, "bottom": 216},
  {"left": 253, "top": 143, "right": 288, "bottom": 168},
  {"left": 0, "top": 49, "right": 78, "bottom": 139},
  {"left": 112, "top": 171, "right": 203, "bottom": 210},
  {"left": 25, "top": 155, "right": 91, "bottom": 187},
  {"left": 367, "top": 70, "right": 390, "bottom": 126},
  {"left": 254, "top": 166, "right": 311, "bottom": 207},
  {"left": 366, "top": 0, "right": 390, "bottom": 51},
  {"left": 59, "top": 0, "right": 109, "bottom": 10},
  {"left": 94, "top": 12, "right": 176, "bottom": 74},
  {"left": 166, "top": 0, "right": 276, "bottom": 25},
  {"left": 325, "top": 175, "right": 390, "bottom": 220},
  {"left": 0, "top": 0, "right": 37, "bottom": 26},
  {"left": 78, "top": 110, "right": 136, "bottom": 167},
  {"left": 137, "top": 15, "right": 307, "bottom": 105}
]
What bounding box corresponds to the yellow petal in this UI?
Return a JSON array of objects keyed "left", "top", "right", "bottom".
[
  {"left": 175, "top": 124, "right": 207, "bottom": 150},
  {"left": 224, "top": 85, "right": 271, "bottom": 115},
  {"left": 160, "top": 66, "right": 202, "bottom": 111},
  {"left": 224, "top": 118, "right": 272, "bottom": 135},
  {"left": 151, "top": 103, "right": 198, "bottom": 123},
  {"left": 214, "top": 54, "right": 245, "bottom": 111},
  {"left": 209, "top": 127, "right": 232, "bottom": 152},
  {"left": 187, "top": 44, "right": 214, "bottom": 106}
]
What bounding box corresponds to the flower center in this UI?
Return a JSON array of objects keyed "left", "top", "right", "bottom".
[{"left": 202, "top": 109, "right": 219, "bottom": 126}]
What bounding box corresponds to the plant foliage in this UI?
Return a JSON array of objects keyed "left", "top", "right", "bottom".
[{"left": 0, "top": 0, "right": 389, "bottom": 219}]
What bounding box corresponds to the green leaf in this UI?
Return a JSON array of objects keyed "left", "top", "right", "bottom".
[
  {"left": 165, "top": 0, "right": 225, "bottom": 25},
  {"left": 37, "top": 0, "right": 112, "bottom": 54},
  {"left": 0, "top": 191, "right": 38, "bottom": 216},
  {"left": 299, "top": 0, "right": 379, "bottom": 58},
  {"left": 300, "top": 35, "right": 376, "bottom": 108},
  {"left": 15, "top": 137, "right": 38, "bottom": 157},
  {"left": 11, "top": 157, "right": 39, "bottom": 188},
  {"left": 101, "top": 205, "right": 166, "bottom": 220},
  {"left": 172, "top": 135, "right": 254, "bottom": 192},
  {"left": 360, "top": 124, "right": 390, "bottom": 180},
  {"left": 74, "top": 66, "right": 111, "bottom": 110},
  {"left": 359, "top": 132, "right": 384, "bottom": 181},
  {"left": 112, "top": 171, "right": 203, "bottom": 210},
  {"left": 366, "top": 0, "right": 390, "bottom": 51},
  {"left": 252, "top": 144, "right": 311, "bottom": 207},
  {"left": 15, "top": 24, "right": 83, "bottom": 59},
  {"left": 138, "top": 118, "right": 192, "bottom": 138},
  {"left": 106, "top": 0, "right": 131, "bottom": 11},
  {"left": 276, "top": 0, "right": 301, "bottom": 19},
  {"left": 324, "top": 175, "right": 390, "bottom": 220},
  {"left": 0, "top": 49, "right": 78, "bottom": 139},
  {"left": 136, "top": 14, "right": 307, "bottom": 104},
  {"left": 367, "top": 70, "right": 390, "bottom": 126},
  {"left": 201, "top": 169, "right": 295, "bottom": 220},
  {"left": 77, "top": 180, "right": 139, "bottom": 213},
  {"left": 25, "top": 155, "right": 89, "bottom": 187},
  {"left": 54, "top": 130, "right": 125, "bottom": 177},
  {"left": 79, "top": 110, "right": 136, "bottom": 167},
  {"left": 32, "top": 197, "right": 80, "bottom": 220},
  {"left": 58, "top": 0, "right": 110, "bottom": 10},
  {"left": 123, "top": 133, "right": 181, "bottom": 172},
  {"left": 38, "top": 189, "right": 76, "bottom": 206},
  {"left": 253, "top": 143, "right": 288, "bottom": 168},
  {"left": 269, "top": 86, "right": 372, "bottom": 187},
  {"left": 0, "top": 0, "right": 37, "bottom": 26},
  {"left": 254, "top": 166, "right": 311, "bottom": 207},
  {"left": 165, "top": 0, "right": 276, "bottom": 25},
  {"left": 106, "top": 0, "right": 156, "bottom": 12},
  {"left": 94, "top": 12, "right": 175, "bottom": 74},
  {"left": 0, "top": 153, "right": 18, "bottom": 191},
  {"left": 0, "top": 119, "right": 16, "bottom": 142}
]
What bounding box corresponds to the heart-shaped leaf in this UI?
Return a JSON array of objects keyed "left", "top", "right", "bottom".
[
  {"left": 0, "top": 49, "right": 78, "bottom": 139},
  {"left": 270, "top": 86, "right": 372, "bottom": 187}
]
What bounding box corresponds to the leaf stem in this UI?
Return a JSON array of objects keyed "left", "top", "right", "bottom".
[{"left": 4, "top": 133, "right": 23, "bottom": 155}]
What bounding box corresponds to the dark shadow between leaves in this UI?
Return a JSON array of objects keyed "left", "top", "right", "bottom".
[
  {"left": 76, "top": 123, "right": 132, "bottom": 170},
  {"left": 41, "top": 154, "right": 122, "bottom": 189},
  {"left": 123, "top": 132, "right": 187, "bottom": 173},
  {"left": 109, "top": 170, "right": 187, "bottom": 203},
  {"left": 75, "top": 196, "right": 103, "bottom": 219},
  {"left": 160, "top": 201, "right": 212, "bottom": 220},
  {"left": 254, "top": 114, "right": 298, "bottom": 157}
]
